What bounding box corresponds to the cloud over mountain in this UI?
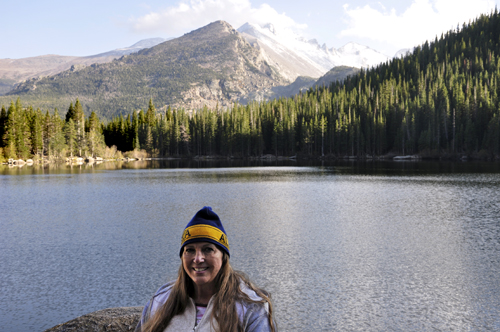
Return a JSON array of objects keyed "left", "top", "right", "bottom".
[{"left": 128, "top": 0, "right": 307, "bottom": 38}]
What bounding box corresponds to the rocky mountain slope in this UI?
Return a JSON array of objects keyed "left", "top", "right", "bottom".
[
  {"left": 315, "top": 66, "right": 360, "bottom": 87},
  {"left": 0, "top": 38, "right": 166, "bottom": 95},
  {"left": 3, "top": 21, "right": 288, "bottom": 117}
]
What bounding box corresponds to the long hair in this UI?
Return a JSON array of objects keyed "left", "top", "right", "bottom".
[{"left": 141, "top": 250, "right": 275, "bottom": 332}]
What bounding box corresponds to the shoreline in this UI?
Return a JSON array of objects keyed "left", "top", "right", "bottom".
[{"left": 2, "top": 153, "right": 500, "bottom": 167}]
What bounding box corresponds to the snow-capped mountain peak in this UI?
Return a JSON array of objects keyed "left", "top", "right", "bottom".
[{"left": 237, "top": 22, "right": 389, "bottom": 79}]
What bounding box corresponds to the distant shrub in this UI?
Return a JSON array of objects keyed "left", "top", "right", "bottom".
[
  {"left": 475, "top": 149, "right": 491, "bottom": 160},
  {"left": 0, "top": 148, "right": 5, "bottom": 163},
  {"left": 102, "top": 145, "right": 121, "bottom": 159},
  {"left": 124, "top": 149, "right": 148, "bottom": 159}
]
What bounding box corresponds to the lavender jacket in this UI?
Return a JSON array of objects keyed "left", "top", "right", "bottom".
[{"left": 135, "top": 281, "right": 273, "bottom": 332}]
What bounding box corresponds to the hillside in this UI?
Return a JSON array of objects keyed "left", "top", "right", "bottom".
[
  {"left": 0, "top": 38, "right": 166, "bottom": 96},
  {"left": 2, "top": 21, "right": 287, "bottom": 119},
  {"left": 315, "top": 66, "right": 360, "bottom": 88}
]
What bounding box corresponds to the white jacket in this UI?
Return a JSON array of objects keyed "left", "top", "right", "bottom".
[{"left": 135, "top": 281, "right": 272, "bottom": 332}]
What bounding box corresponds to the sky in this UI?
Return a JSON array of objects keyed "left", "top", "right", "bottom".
[{"left": 2, "top": 0, "right": 499, "bottom": 59}]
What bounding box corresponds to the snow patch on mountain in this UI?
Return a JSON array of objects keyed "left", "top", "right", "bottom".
[{"left": 238, "top": 22, "right": 389, "bottom": 77}]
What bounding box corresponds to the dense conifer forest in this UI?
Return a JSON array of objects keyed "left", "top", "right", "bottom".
[{"left": 2, "top": 11, "right": 500, "bottom": 162}]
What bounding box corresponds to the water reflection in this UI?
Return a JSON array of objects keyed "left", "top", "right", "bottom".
[{"left": 3, "top": 159, "right": 500, "bottom": 176}]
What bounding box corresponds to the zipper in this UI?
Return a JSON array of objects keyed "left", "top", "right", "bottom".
[{"left": 193, "top": 303, "right": 198, "bottom": 331}]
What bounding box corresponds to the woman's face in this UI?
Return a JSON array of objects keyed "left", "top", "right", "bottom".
[{"left": 182, "top": 242, "right": 223, "bottom": 289}]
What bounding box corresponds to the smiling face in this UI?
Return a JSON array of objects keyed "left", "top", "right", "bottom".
[{"left": 182, "top": 242, "right": 224, "bottom": 291}]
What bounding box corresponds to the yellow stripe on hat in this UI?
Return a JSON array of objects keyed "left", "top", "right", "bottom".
[{"left": 181, "top": 224, "right": 229, "bottom": 250}]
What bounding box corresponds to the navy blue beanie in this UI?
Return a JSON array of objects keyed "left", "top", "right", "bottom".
[{"left": 180, "top": 206, "right": 230, "bottom": 257}]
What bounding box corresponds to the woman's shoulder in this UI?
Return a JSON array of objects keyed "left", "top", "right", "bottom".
[
  {"left": 237, "top": 281, "right": 272, "bottom": 330},
  {"left": 153, "top": 281, "right": 175, "bottom": 297},
  {"left": 238, "top": 279, "right": 270, "bottom": 313},
  {"left": 150, "top": 281, "right": 176, "bottom": 308},
  {"left": 239, "top": 280, "right": 263, "bottom": 301},
  {"left": 135, "top": 281, "right": 177, "bottom": 332}
]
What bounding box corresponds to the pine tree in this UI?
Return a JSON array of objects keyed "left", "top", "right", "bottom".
[
  {"left": 0, "top": 105, "right": 6, "bottom": 148},
  {"left": 87, "top": 111, "right": 104, "bottom": 157},
  {"left": 13, "top": 98, "right": 30, "bottom": 159},
  {"left": 50, "top": 109, "right": 66, "bottom": 160},
  {"left": 73, "top": 99, "right": 86, "bottom": 156},
  {"left": 65, "top": 118, "right": 77, "bottom": 158},
  {"left": 30, "top": 108, "right": 44, "bottom": 158},
  {"left": 65, "top": 102, "right": 75, "bottom": 123},
  {"left": 4, "top": 101, "right": 18, "bottom": 158},
  {"left": 132, "top": 111, "right": 140, "bottom": 150}
]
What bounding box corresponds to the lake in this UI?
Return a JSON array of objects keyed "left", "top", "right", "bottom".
[{"left": 1, "top": 160, "right": 500, "bottom": 331}]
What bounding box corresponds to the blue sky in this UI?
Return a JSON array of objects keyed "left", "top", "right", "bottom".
[{"left": 2, "top": 0, "right": 498, "bottom": 59}]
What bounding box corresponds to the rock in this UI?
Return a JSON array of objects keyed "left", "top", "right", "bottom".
[
  {"left": 260, "top": 154, "right": 275, "bottom": 160},
  {"left": 85, "top": 156, "right": 95, "bottom": 163},
  {"left": 393, "top": 155, "right": 411, "bottom": 160},
  {"left": 43, "top": 307, "right": 142, "bottom": 332}
]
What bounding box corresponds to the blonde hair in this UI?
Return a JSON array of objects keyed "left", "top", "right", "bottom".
[{"left": 141, "top": 250, "right": 275, "bottom": 332}]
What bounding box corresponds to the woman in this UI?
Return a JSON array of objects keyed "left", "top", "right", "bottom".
[{"left": 136, "top": 206, "right": 276, "bottom": 332}]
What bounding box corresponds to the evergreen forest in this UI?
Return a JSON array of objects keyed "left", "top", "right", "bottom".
[{"left": 2, "top": 11, "right": 500, "bottom": 162}]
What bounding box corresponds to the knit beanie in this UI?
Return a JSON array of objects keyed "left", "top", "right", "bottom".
[{"left": 180, "top": 206, "right": 230, "bottom": 257}]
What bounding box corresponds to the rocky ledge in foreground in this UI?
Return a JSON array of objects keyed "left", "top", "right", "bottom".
[{"left": 43, "top": 307, "right": 142, "bottom": 332}]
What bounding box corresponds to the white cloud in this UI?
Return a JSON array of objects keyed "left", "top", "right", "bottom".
[
  {"left": 129, "top": 0, "right": 307, "bottom": 37},
  {"left": 340, "top": 0, "right": 497, "bottom": 52}
]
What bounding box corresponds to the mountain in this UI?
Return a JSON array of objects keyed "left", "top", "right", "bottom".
[
  {"left": 3, "top": 21, "right": 287, "bottom": 117},
  {"left": 268, "top": 76, "right": 317, "bottom": 99},
  {"left": 270, "top": 67, "right": 362, "bottom": 100},
  {"left": 315, "top": 66, "right": 360, "bottom": 88},
  {"left": 0, "top": 38, "right": 166, "bottom": 95},
  {"left": 237, "top": 22, "right": 389, "bottom": 80},
  {"left": 394, "top": 48, "right": 413, "bottom": 58},
  {"left": 1, "top": 21, "right": 390, "bottom": 117}
]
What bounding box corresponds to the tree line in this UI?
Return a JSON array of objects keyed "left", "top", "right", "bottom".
[
  {"left": 2, "top": 10, "right": 500, "bottom": 161},
  {"left": 0, "top": 98, "right": 108, "bottom": 162}
]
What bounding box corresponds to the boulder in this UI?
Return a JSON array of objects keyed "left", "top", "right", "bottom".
[
  {"left": 393, "top": 155, "right": 411, "bottom": 160},
  {"left": 43, "top": 307, "right": 142, "bottom": 332}
]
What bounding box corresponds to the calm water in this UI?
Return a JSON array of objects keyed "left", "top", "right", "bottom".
[{"left": 1, "top": 161, "right": 500, "bottom": 331}]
